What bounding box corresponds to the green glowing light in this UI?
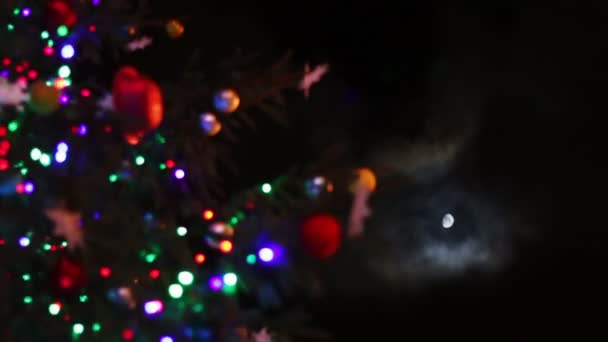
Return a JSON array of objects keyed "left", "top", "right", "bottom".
[
  {"left": 177, "top": 271, "right": 194, "bottom": 286},
  {"left": 135, "top": 155, "right": 145, "bottom": 165},
  {"left": 7, "top": 23, "right": 14, "bottom": 31},
  {"left": 13, "top": 8, "right": 20, "bottom": 15},
  {"left": 58, "top": 65, "right": 71, "bottom": 78},
  {"left": 41, "top": 31, "right": 49, "bottom": 39},
  {"left": 261, "top": 183, "right": 272, "bottom": 194},
  {"left": 108, "top": 174, "right": 118, "bottom": 183},
  {"left": 8, "top": 121, "right": 19, "bottom": 132},
  {"left": 23, "top": 296, "right": 33, "bottom": 304},
  {"left": 159, "top": 163, "right": 166, "bottom": 170},
  {"left": 30, "top": 148, "right": 41, "bottom": 161},
  {"left": 192, "top": 303, "right": 204, "bottom": 313},
  {"left": 20, "top": 168, "right": 28, "bottom": 175},
  {"left": 43, "top": 243, "right": 51, "bottom": 251},
  {"left": 92, "top": 323, "right": 101, "bottom": 332},
  {"left": 246, "top": 254, "right": 256, "bottom": 265},
  {"left": 57, "top": 25, "right": 68, "bottom": 37},
  {"left": 145, "top": 253, "right": 157, "bottom": 263},
  {"left": 22, "top": 274, "right": 31, "bottom": 281},
  {"left": 176, "top": 226, "right": 187, "bottom": 236},
  {"left": 79, "top": 294, "right": 88, "bottom": 303},
  {"left": 73, "top": 323, "right": 84, "bottom": 335},
  {"left": 168, "top": 283, "right": 183, "bottom": 298},
  {"left": 48, "top": 302, "right": 61, "bottom": 315},
  {"left": 40, "top": 154, "right": 51, "bottom": 167},
  {"left": 223, "top": 272, "right": 238, "bottom": 286}
]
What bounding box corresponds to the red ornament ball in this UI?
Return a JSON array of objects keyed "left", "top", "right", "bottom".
[
  {"left": 300, "top": 213, "right": 342, "bottom": 258},
  {"left": 50, "top": 254, "right": 87, "bottom": 293},
  {"left": 112, "top": 66, "right": 164, "bottom": 144},
  {"left": 45, "top": 0, "right": 77, "bottom": 28}
]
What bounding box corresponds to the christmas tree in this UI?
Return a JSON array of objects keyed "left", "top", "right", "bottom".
[{"left": 0, "top": 1, "right": 361, "bottom": 341}]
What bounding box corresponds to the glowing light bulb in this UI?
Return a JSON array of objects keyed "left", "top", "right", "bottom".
[
  {"left": 57, "top": 65, "right": 71, "bottom": 78},
  {"left": 48, "top": 302, "right": 61, "bottom": 315},
  {"left": 177, "top": 271, "right": 194, "bottom": 286},
  {"left": 18, "top": 236, "right": 30, "bottom": 247},
  {"left": 223, "top": 272, "right": 237, "bottom": 286},
  {"left": 60, "top": 44, "right": 75, "bottom": 59},
  {"left": 208, "top": 276, "right": 223, "bottom": 291},
  {"left": 168, "top": 284, "right": 183, "bottom": 298},
  {"left": 174, "top": 169, "right": 185, "bottom": 179},
  {"left": 258, "top": 247, "right": 274, "bottom": 262},
  {"left": 143, "top": 299, "right": 164, "bottom": 315},
  {"left": 219, "top": 240, "right": 233, "bottom": 253}
]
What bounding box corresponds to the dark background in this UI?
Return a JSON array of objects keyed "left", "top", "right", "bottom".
[{"left": 148, "top": 1, "right": 606, "bottom": 338}]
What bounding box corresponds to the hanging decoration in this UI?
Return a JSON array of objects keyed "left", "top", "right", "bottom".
[
  {"left": 299, "top": 63, "right": 330, "bottom": 98},
  {"left": 45, "top": 206, "right": 84, "bottom": 250},
  {"left": 213, "top": 89, "right": 240, "bottom": 113},
  {"left": 200, "top": 112, "right": 222, "bottom": 136},
  {"left": 305, "top": 175, "right": 334, "bottom": 198},
  {"left": 0, "top": 78, "right": 29, "bottom": 107},
  {"left": 300, "top": 213, "right": 341, "bottom": 258},
  {"left": 347, "top": 167, "right": 376, "bottom": 237},
  {"left": 112, "top": 66, "right": 164, "bottom": 145}
]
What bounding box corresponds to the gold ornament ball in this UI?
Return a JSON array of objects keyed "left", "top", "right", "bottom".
[
  {"left": 350, "top": 167, "right": 377, "bottom": 193},
  {"left": 166, "top": 20, "right": 185, "bottom": 39},
  {"left": 29, "top": 81, "right": 61, "bottom": 115}
]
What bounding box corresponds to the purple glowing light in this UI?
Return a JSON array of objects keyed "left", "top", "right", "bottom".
[
  {"left": 174, "top": 169, "right": 185, "bottom": 179},
  {"left": 160, "top": 337, "right": 174, "bottom": 342},
  {"left": 1, "top": 71, "right": 9, "bottom": 78},
  {"left": 77, "top": 124, "right": 87, "bottom": 135},
  {"left": 18, "top": 236, "right": 30, "bottom": 247},
  {"left": 258, "top": 247, "right": 274, "bottom": 262},
  {"left": 22, "top": 8, "right": 31, "bottom": 17},
  {"left": 208, "top": 276, "right": 223, "bottom": 291},
  {"left": 59, "top": 94, "right": 69, "bottom": 105},
  {"left": 92, "top": 0, "right": 101, "bottom": 6},
  {"left": 54, "top": 151, "right": 67, "bottom": 163},
  {"left": 23, "top": 181, "right": 34, "bottom": 194},
  {"left": 143, "top": 299, "right": 164, "bottom": 315}
]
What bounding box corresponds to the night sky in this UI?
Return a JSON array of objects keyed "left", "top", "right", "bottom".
[{"left": 151, "top": 1, "right": 606, "bottom": 338}]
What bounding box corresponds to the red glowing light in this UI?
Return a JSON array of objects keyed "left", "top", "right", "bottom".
[
  {"left": 194, "top": 253, "right": 206, "bottom": 264},
  {"left": 0, "top": 127, "right": 6, "bottom": 137},
  {"left": 43, "top": 46, "right": 54, "bottom": 56},
  {"left": 15, "top": 65, "right": 23, "bottom": 73},
  {"left": 149, "top": 269, "right": 160, "bottom": 279},
  {"left": 15, "top": 183, "right": 24, "bottom": 194},
  {"left": 99, "top": 267, "right": 111, "bottom": 278},
  {"left": 0, "top": 159, "right": 9, "bottom": 171},
  {"left": 88, "top": 25, "right": 96, "bottom": 32},
  {"left": 165, "top": 159, "right": 175, "bottom": 169},
  {"left": 81, "top": 88, "right": 91, "bottom": 97},
  {"left": 0, "top": 239, "right": 6, "bottom": 245},
  {"left": 202, "top": 209, "right": 214, "bottom": 220},
  {"left": 104, "top": 125, "right": 112, "bottom": 133},
  {"left": 27, "top": 69, "right": 38, "bottom": 79},
  {"left": 219, "top": 240, "right": 233, "bottom": 254},
  {"left": 2, "top": 58, "right": 10, "bottom": 66},
  {"left": 59, "top": 276, "right": 73, "bottom": 289},
  {"left": 122, "top": 329, "right": 135, "bottom": 340}
]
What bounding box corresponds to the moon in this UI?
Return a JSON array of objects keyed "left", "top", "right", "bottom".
[{"left": 442, "top": 213, "right": 454, "bottom": 228}]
